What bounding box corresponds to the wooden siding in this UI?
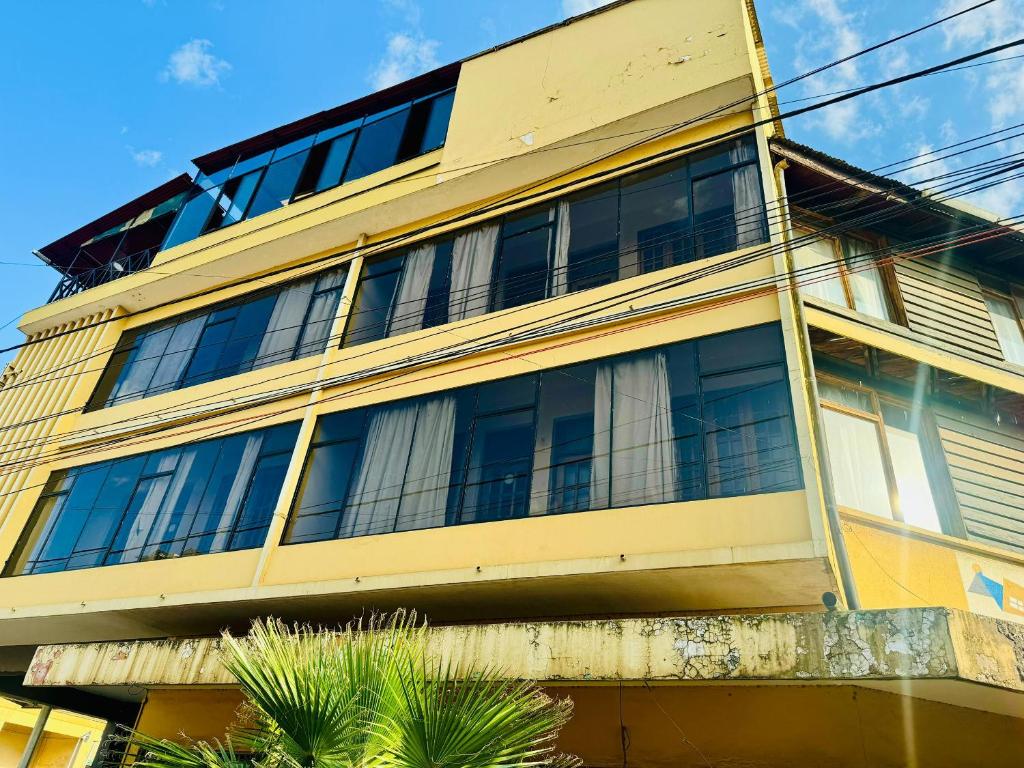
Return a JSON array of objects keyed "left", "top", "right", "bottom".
[
  {"left": 935, "top": 409, "right": 1024, "bottom": 554},
  {"left": 893, "top": 257, "right": 1004, "bottom": 363}
]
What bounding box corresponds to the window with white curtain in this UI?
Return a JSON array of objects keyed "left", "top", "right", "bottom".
[
  {"left": 818, "top": 378, "right": 945, "bottom": 532},
  {"left": 792, "top": 225, "right": 893, "bottom": 322},
  {"left": 340, "top": 136, "right": 769, "bottom": 348},
  {"left": 90, "top": 266, "right": 347, "bottom": 409},
  {"left": 983, "top": 288, "right": 1024, "bottom": 365},
  {"left": 7, "top": 422, "right": 300, "bottom": 575},
  {"left": 286, "top": 323, "right": 802, "bottom": 544}
]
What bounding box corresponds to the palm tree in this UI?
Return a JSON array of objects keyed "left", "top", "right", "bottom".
[{"left": 125, "top": 611, "right": 578, "bottom": 768}]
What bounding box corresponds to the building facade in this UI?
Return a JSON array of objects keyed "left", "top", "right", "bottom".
[{"left": 2, "top": 1, "right": 1024, "bottom": 765}]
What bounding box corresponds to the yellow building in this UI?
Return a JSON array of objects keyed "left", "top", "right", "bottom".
[{"left": 2, "top": 0, "right": 1024, "bottom": 764}]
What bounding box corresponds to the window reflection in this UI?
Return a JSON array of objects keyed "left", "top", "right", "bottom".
[
  {"left": 8, "top": 423, "right": 301, "bottom": 575},
  {"left": 342, "top": 136, "right": 768, "bottom": 350},
  {"left": 90, "top": 266, "right": 347, "bottom": 409},
  {"left": 161, "top": 88, "right": 456, "bottom": 251},
  {"left": 287, "top": 323, "right": 801, "bottom": 544}
]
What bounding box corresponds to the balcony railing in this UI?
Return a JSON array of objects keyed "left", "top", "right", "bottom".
[{"left": 48, "top": 248, "right": 157, "bottom": 302}]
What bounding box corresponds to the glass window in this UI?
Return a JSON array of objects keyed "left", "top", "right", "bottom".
[
  {"left": 532, "top": 363, "right": 597, "bottom": 515},
  {"left": 338, "top": 139, "right": 769, "bottom": 347},
  {"left": 204, "top": 171, "right": 261, "bottom": 232},
  {"left": 818, "top": 381, "right": 946, "bottom": 532},
  {"left": 6, "top": 423, "right": 301, "bottom": 575},
  {"left": 460, "top": 408, "right": 536, "bottom": 524},
  {"left": 563, "top": 183, "right": 619, "bottom": 292},
  {"left": 493, "top": 207, "right": 554, "bottom": 311},
  {"left": 345, "top": 108, "right": 410, "bottom": 182},
  {"left": 416, "top": 90, "right": 456, "bottom": 155},
  {"left": 821, "top": 407, "right": 894, "bottom": 519},
  {"left": 702, "top": 365, "right": 797, "bottom": 496},
  {"left": 792, "top": 228, "right": 848, "bottom": 306},
  {"left": 90, "top": 266, "right": 347, "bottom": 409},
  {"left": 619, "top": 160, "right": 690, "bottom": 276},
  {"left": 162, "top": 187, "right": 219, "bottom": 250},
  {"left": 246, "top": 150, "right": 310, "bottom": 218},
  {"left": 841, "top": 236, "right": 891, "bottom": 321},
  {"left": 984, "top": 290, "right": 1024, "bottom": 365},
  {"left": 343, "top": 255, "right": 404, "bottom": 346},
  {"left": 287, "top": 323, "right": 801, "bottom": 545},
  {"left": 883, "top": 426, "right": 941, "bottom": 532}
]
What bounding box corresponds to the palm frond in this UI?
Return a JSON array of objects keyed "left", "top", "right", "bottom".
[
  {"left": 382, "top": 654, "right": 579, "bottom": 768},
  {"left": 125, "top": 732, "right": 250, "bottom": 768}
]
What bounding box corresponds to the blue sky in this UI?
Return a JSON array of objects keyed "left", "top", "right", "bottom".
[{"left": 1, "top": 0, "right": 1021, "bottom": 359}]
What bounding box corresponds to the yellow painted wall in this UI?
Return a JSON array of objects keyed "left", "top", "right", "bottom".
[
  {"left": 843, "top": 511, "right": 1024, "bottom": 625},
  {"left": 0, "top": 699, "right": 104, "bottom": 768},
  {"left": 0, "top": 0, "right": 835, "bottom": 642},
  {"left": 130, "top": 684, "right": 1024, "bottom": 768}
]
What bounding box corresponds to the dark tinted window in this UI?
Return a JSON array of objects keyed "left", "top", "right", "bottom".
[
  {"left": 564, "top": 183, "right": 619, "bottom": 292},
  {"left": 90, "top": 266, "right": 347, "bottom": 409},
  {"left": 493, "top": 207, "right": 554, "bottom": 311},
  {"left": 620, "top": 160, "right": 690, "bottom": 274},
  {"left": 247, "top": 150, "right": 310, "bottom": 218},
  {"left": 343, "top": 255, "right": 404, "bottom": 346},
  {"left": 287, "top": 323, "right": 800, "bottom": 545},
  {"left": 7, "top": 423, "right": 300, "bottom": 575},
  {"left": 345, "top": 108, "right": 410, "bottom": 181}
]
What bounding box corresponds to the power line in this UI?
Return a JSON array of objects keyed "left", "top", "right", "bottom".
[
  {"left": 0, "top": 206, "right": 1016, "bottom": 484},
  {"left": 4, "top": 20, "right": 1015, "bottom": 359},
  {"left": 1, "top": 143, "right": 1021, "bottom": 464}
]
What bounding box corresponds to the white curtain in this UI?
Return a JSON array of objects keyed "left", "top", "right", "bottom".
[
  {"left": 730, "top": 142, "right": 764, "bottom": 249},
  {"left": 256, "top": 277, "right": 317, "bottom": 368},
  {"left": 146, "top": 316, "right": 206, "bottom": 395},
  {"left": 117, "top": 451, "right": 180, "bottom": 559},
  {"left": 449, "top": 224, "right": 499, "bottom": 321},
  {"left": 551, "top": 200, "right": 571, "bottom": 297},
  {"left": 821, "top": 409, "right": 894, "bottom": 519},
  {"left": 842, "top": 236, "right": 891, "bottom": 320},
  {"left": 390, "top": 243, "right": 436, "bottom": 336},
  {"left": 139, "top": 448, "right": 198, "bottom": 550},
  {"left": 590, "top": 351, "right": 677, "bottom": 508},
  {"left": 112, "top": 326, "right": 177, "bottom": 402},
  {"left": 209, "top": 433, "right": 263, "bottom": 552},
  {"left": 296, "top": 269, "right": 347, "bottom": 356},
  {"left": 395, "top": 397, "right": 457, "bottom": 531},
  {"left": 342, "top": 395, "right": 457, "bottom": 537}
]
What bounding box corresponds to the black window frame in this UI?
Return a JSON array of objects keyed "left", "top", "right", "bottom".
[
  {"left": 88, "top": 265, "right": 348, "bottom": 410},
  {"left": 339, "top": 136, "right": 769, "bottom": 350},
  {"left": 5, "top": 421, "right": 301, "bottom": 576},
  {"left": 285, "top": 322, "right": 802, "bottom": 545}
]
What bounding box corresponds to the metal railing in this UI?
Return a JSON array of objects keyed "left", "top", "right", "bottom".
[{"left": 48, "top": 248, "right": 157, "bottom": 302}]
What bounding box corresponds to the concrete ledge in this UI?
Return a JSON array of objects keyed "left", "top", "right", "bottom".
[{"left": 24, "top": 608, "right": 1024, "bottom": 696}]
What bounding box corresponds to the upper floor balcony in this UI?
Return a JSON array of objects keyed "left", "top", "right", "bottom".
[{"left": 33, "top": 66, "right": 459, "bottom": 303}]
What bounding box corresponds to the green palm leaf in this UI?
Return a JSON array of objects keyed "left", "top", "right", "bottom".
[{"left": 124, "top": 611, "right": 576, "bottom": 768}]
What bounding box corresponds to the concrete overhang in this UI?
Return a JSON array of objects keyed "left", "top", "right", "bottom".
[{"left": 23, "top": 608, "right": 1024, "bottom": 718}]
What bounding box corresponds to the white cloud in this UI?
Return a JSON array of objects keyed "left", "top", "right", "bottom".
[
  {"left": 128, "top": 147, "right": 163, "bottom": 167},
  {"left": 370, "top": 32, "right": 440, "bottom": 90},
  {"left": 790, "top": 0, "right": 882, "bottom": 143},
  {"left": 931, "top": 1, "right": 1024, "bottom": 214},
  {"left": 160, "top": 39, "right": 231, "bottom": 87},
  {"left": 561, "top": 0, "right": 614, "bottom": 17}
]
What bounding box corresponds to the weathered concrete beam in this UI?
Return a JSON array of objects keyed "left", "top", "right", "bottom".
[{"left": 23, "top": 608, "right": 1024, "bottom": 697}]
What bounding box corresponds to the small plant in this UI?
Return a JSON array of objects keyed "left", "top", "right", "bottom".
[{"left": 125, "top": 611, "right": 578, "bottom": 768}]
